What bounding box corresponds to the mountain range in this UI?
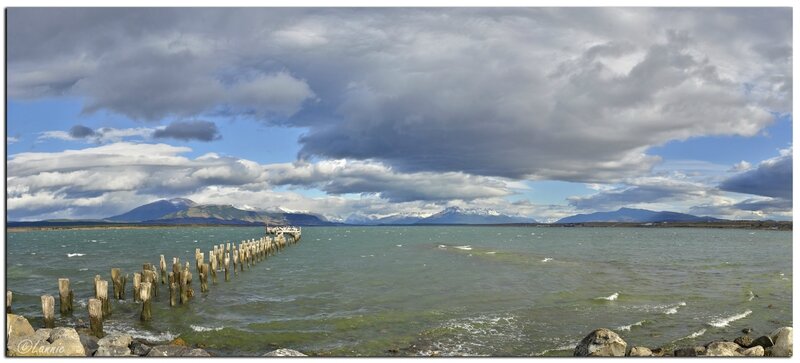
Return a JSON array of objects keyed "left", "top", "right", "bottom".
[
  {"left": 9, "top": 198, "right": 730, "bottom": 226},
  {"left": 555, "top": 207, "right": 722, "bottom": 224}
]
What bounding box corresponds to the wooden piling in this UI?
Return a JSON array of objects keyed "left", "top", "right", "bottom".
[
  {"left": 95, "top": 279, "right": 110, "bottom": 317},
  {"left": 200, "top": 263, "right": 209, "bottom": 293},
  {"left": 6, "top": 291, "right": 11, "bottom": 313},
  {"left": 168, "top": 272, "right": 177, "bottom": 307},
  {"left": 41, "top": 295, "right": 55, "bottom": 328},
  {"left": 140, "top": 282, "right": 152, "bottom": 321},
  {"left": 209, "top": 249, "right": 218, "bottom": 284},
  {"left": 111, "top": 268, "right": 126, "bottom": 300},
  {"left": 160, "top": 255, "right": 167, "bottom": 284},
  {"left": 224, "top": 252, "right": 230, "bottom": 281},
  {"left": 58, "top": 278, "right": 73, "bottom": 315},
  {"left": 180, "top": 267, "right": 189, "bottom": 304},
  {"left": 133, "top": 273, "right": 142, "bottom": 303},
  {"left": 88, "top": 298, "right": 104, "bottom": 338},
  {"left": 184, "top": 262, "right": 194, "bottom": 299}
]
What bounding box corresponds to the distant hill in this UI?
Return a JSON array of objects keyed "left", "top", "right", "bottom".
[
  {"left": 345, "top": 213, "right": 425, "bottom": 225},
  {"left": 556, "top": 207, "right": 722, "bottom": 223},
  {"left": 416, "top": 206, "right": 537, "bottom": 225},
  {"left": 107, "top": 198, "right": 196, "bottom": 222}
]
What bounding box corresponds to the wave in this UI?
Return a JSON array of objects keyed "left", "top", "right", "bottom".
[
  {"left": 438, "top": 245, "right": 447, "bottom": 249},
  {"left": 78, "top": 268, "right": 89, "bottom": 271},
  {"left": 534, "top": 342, "right": 579, "bottom": 356},
  {"left": 190, "top": 325, "right": 223, "bottom": 332},
  {"left": 541, "top": 257, "right": 553, "bottom": 262},
  {"left": 67, "top": 253, "right": 85, "bottom": 257},
  {"left": 708, "top": 310, "right": 752, "bottom": 328},
  {"left": 748, "top": 291, "right": 755, "bottom": 301},
  {"left": 396, "top": 244, "right": 403, "bottom": 247},
  {"left": 454, "top": 245, "right": 472, "bottom": 251},
  {"left": 596, "top": 292, "right": 619, "bottom": 301},
  {"left": 684, "top": 328, "right": 706, "bottom": 339},
  {"left": 486, "top": 251, "right": 496, "bottom": 255},
  {"left": 106, "top": 322, "right": 178, "bottom": 343},
  {"left": 664, "top": 302, "right": 686, "bottom": 315},
  {"left": 617, "top": 320, "right": 645, "bottom": 331}
]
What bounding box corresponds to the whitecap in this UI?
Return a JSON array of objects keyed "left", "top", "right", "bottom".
[
  {"left": 396, "top": 244, "right": 403, "bottom": 247},
  {"left": 747, "top": 291, "right": 755, "bottom": 301},
  {"left": 61, "top": 245, "right": 66, "bottom": 248},
  {"left": 664, "top": 302, "right": 687, "bottom": 315},
  {"left": 684, "top": 328, "right": 706, "bottom": 339},
  {"left": 67, "top": 253, "right": 85, "bottom": 257},
  {"left": 486, "top": 251, "right": 496, "bottom": 255},
  {"left": 617, "top": 320, "right": 645, "bottom": 331},
  {"left": 708, "top": 310, "right": 752, "bottom": 328},
  {"left": 596, "top": 292, "right": 619, "bottom": 301},
  {"left": 541, "top": 257, "right": 553, "bottom": 262},
  {"left": 438, "top": 245, "right": 448, "bottom": 249},
  {"left": 79, "top": 268, "right": 89, "bottom": 271},
  {"left": 190, "top": 325, "right": 223, "bottom": 332},
  {"left": 454, "top": 245, "right": 472, "bottom": 251}
]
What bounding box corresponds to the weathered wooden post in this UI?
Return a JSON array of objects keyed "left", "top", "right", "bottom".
[
  {"left": 111, "top": 268, "right": 126, "bottom": 300},
  {"left": 160, "top": 255, "right": 167, "bottom": 284},
  {"left": 184, "top": 262, "right": 194, "bottom": 299},
  {"left": 224, "top": 252, "right": 230, "bottom": 281},
  {"left": 133, "top": 273, "right": 142, "bottom": 303},
  {"left": 232, "top": 246, "right": 238, "bottom": 274},
  {"left": 209, "top": 249, "right": 218, "bottom": 284},
  {"left": 88, "top": 298, "right": 104, "bottom": 338},
  {"left": 58, "top": 278, "right": 73, "bottom": 315},
  {"left": 41, "top": 295, "right": 55, "bottom": 328},
  {"left": 95, "top": 279, "right": 110, "bottom": 317},
  {"left": 240, "top": 246, "right": 245, "bottom": 272},
  {"left": 6, "top": 291, "right": 11, "bottom": 313},
  {"left": 180, "top": 267, "right": 189, "bottom": 304},
  {"left": 140, "top": 282, "right": 152, "bottom": 321},
  {"left": 168, "top": 272, "right": 177, "bottom": 307},
  {"left": 200, "top": 263, "right": 209, "bottom": 293}
]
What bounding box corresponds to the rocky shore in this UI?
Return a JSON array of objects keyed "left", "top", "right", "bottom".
[
  {"left": 574, "top": 327, "right": 793, "bottom": 357},
  {"left": 6, "top": 314, "right": 306, "bottom": 357}
]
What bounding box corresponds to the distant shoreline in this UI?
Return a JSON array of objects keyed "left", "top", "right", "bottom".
[{"left": 6, "top": 220, "right": 791, "bottom": 232}]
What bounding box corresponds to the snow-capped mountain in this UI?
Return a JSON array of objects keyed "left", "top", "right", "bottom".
[{"left": 417, "top": 206, "right": 537, "bottom": 224}]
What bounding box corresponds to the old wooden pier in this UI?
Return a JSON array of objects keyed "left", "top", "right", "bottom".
[{"left": 6, "top": 225, "right": 302, "bottom": 338}]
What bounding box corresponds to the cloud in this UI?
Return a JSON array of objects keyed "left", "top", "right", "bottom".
[
  {"left": 568, "top": 175, "right": 715, "bottom": 211},
  {"left": 153, "top": 120, "right": 221, "bottom": 142},
  {"left": 719, "top": 148, "right": 792, "bottom": 199},
  {"left": 6, "top": 8, "right": 790, "bottom": 182},
  {"left": 69, "top": 124, "right": 96, "bottom": 138},
  {"left": 7, "top": 142, "right": 518, "bottom": 220},
  {"left": 729, "top": 160, "right": 752, "bottom": 172},
  {"left": 7, "top": 136, "right": 19, "bottom": 144}
]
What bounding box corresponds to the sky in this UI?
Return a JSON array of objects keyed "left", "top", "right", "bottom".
[{"left": 5, "top": 7, "right": 793, "bottom": 222}]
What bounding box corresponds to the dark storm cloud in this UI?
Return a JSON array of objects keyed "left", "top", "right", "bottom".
[
  {"left": 153, "top": 120, "right": 221, "bottom": 142},
  {"left": 6, "top": 8, "right": 791, "bottom": 183},
  {"left": 719, "top": 152, "right": 792, "bottom": 200},
  {"left": 68, "top": 124, "right": 96, "bottom": 138}
]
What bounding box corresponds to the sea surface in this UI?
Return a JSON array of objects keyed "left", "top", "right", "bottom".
[{"left": 5, "top": 226, "right": 792, "bottom": 356}]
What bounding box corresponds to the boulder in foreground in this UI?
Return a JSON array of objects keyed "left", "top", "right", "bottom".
[
  {"left": 573, "top": 328, "right": 627, "bottom": 357},
  {"left": 263, "top": 348, "right": 308, "bottom": 357},
  {"left": 769, "top": 327, "right": 792, "bottom": 357}
]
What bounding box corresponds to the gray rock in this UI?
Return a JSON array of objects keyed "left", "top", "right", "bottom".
[
  {"left": 183, "top": 348, "right": 211, "bottom": 356},
  {"left": 50, "top": 337, "right": 87, "bottom": 356},
  {"left": 98, "top": 333, "right": 133, "bottom": 348},
  {"left": 742, "top": 328, "right": 753, "bottom": 335},
  {"left": 49, "top": 327, "right": 80, "bottom": 343},
  {"left": 95, "top": 345, "right": 133, "bottom": 357},
  {"left": 262, "top": 348, "right": 308, "bottom": 357},
  {"left": 79, "top": 334, "right": 99, "bottom": 356},
  {"left": 573, "top": 328, "right": 627, "bottom": 357},
  {"left": 147, "top": 345, "right": 190, "bottom": 357},
  {"left": 33, "top": 328, "right": 52, "bottom": 341},
  {"left": 673, "top": 347, "right": 698, "bottom": 357},
  {"left": 734, "top": 335, "right": 753, "bottom": 348},
  {"left": 769, "top": 327, "right": 792, "bottom": 357},
  {"left": 7, "top": 335, "right": 53, "bottom": 356},
  {"left": 706, "top": 341, "right": 743, "bottom": 356},
  {"left": 739, "top": 345, "right": 765, "bottom": 356},
  {"left": 6, "top": 314, "right": 35, "bottom": 338},
  {"left": 628, "top": 346, "right": 652, "bottom": 356},
  {"left": 130, "top": 341, "right": 152, "bottom": 356},
  {"left": 751, "top": 335, "right": 774, "bottom": 349},
  {"left": 650, "top": 347, "right": 667, "bottom": 356}
]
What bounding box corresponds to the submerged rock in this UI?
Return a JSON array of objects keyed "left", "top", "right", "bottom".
[
  {"left": 6, "top": 314, "right": 35, "bottom": 338},
  {"left": 130, "top": 341, "right": 152, "bottom": 356},
  {"left": 147, "top": 345, "right": 190, "bottom": 357},
  {"left": 769, "top": 327, "right": 792, "bottom": 357},
  {"left": 573, "top": 328, "right": 627, "bottom": 357},
  {"left": 263, "top": 348, "right": 308, "bottom": 357},
  {"left": 706, "top": 341, "right": 743, "bottom": 356},
  {"left": 628, "top": 346, "right": 652, "bottom": 356}
]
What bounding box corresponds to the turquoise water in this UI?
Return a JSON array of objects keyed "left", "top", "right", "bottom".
[{"left": 5, "top": 226, "right": 792, "bottom": 356}]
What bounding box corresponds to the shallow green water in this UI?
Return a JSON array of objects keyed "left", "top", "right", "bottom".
[{"left": 5, "top": 226, "right": 792, "bottom": 356}]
